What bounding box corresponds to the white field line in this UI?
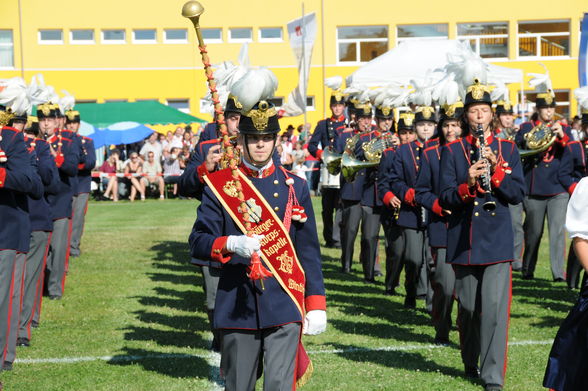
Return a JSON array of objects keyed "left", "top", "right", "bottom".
[{"left": 15, "top": 339, "right": 553, "bottom": 365}]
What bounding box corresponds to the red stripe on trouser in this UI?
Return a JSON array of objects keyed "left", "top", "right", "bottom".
[
  {"left": 30, "top": 232, "right": 52, "bottom": 338},
  {"left": 62, "top": 219, "right": 73, "bottom": 294},
  {"left": 2, "top": 254, "right": 17, "bottom": 362},
  {"left": 502, "top": 265, "right": 513, "bottom": 384}
]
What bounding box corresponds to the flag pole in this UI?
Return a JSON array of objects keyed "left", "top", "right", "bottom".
[{"left": 301, "top": 2, "right": 307, "bottom": 132}]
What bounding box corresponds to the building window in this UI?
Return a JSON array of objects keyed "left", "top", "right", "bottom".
[
  {"left": 229, "top": 28, "right": 252, "bottom": 43},
  {"left": 397, "top": 23, "right": 448, "bottom": 45},
  {"left": 337, "top": 26, "right": 388, "bottom": 63},
  {"left": 164, "top": 29, "right": 188, "bottom": 43},
  {"left": 306, "top": 96, "right": 315, "bottom": 111},
  {"left": 457, "top": 22, "right": 508, "bottom": 59},
  {"left": 518, "top": 20, "right": 569, "bottom": 57},
  {"left": 70, "top": 29, "right": 95, "bottom": 44},
  {"left": 76, "top": 99, "right": 97, "bottom": 104},
  {"left": 167, "top": 99, "right": 190, "bottom": 114},
  {"left": 104, "top": 99, "right": 128, "bottom": 103},
  {"left": 38, "top": 29, "right": 63, "bottom": 45},
  {"left": 202, "top": 28, "right": 222, "bottom": 43},
  {"left": 102, "top": 29, "right": 126, "bottom": 44},
  {"left": 133, "top": 29, "right": 157, "bottom": 44},
  {"left": 136, "top": 99, "right": 159, "bottom": 102},
  {"left": 259, "top": 27, "right": 283, "bottom": 42},
  {"left": 0, "top": 30, "right": 14, "bottom": 68},
  {"left": 524, "top": 90, "right": 570, "bottom": 119},
  {"left": 267, "top": 97, "right": 284, "bottom": 109}
]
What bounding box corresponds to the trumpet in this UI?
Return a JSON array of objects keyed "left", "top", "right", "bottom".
[
  {"left": 475, "top": 124, "right": 496, "bottom": 212},
  {"left": 182, "top": 1, "right": 239, "bottom": 169}
]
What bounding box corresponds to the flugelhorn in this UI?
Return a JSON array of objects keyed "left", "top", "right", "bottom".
[{"left": 182, "top": 1, "right": 239, "bottom": 169}]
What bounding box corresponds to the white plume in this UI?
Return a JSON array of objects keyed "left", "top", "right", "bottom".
[
  {"left": 432, "top": 72, "right": 460, "bottom": 106},
  {"left": 372, "top": 83, "right": 412, "bottom": 108},
  {"left": 445, "top": 40, "right": 489, "bottom": 99},
  {"left": 0, "top": 77, "right": 31, "bottom": 115},
  {"left": 60, "top": 90, "right": 75, "bottom": 112},
  {"left": 409, "top": 70, "right": 438, "bottom": 106},
  {"left": 343, "top": 84, "right": 370, "bottom": 103},
  {"left": 229, "top": 68, "right": 278, "bottom": 112},
  {"left": 528, "top": 63, "right": 553, "bottom": 94},
  {"left": 490, "top": 79, "right": 510, "bottom": 104},
  {"left": 325, "top": 76, "right": 343, "bottom": 91},
  {"left": 574, "top": 86, "right": 588, "bottom": 110},
  {"left": 27, "top": 75, "right": 52, "bottom": 106}
]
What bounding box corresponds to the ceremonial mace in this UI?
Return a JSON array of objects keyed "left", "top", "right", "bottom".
[{"left": 182, "top": 2, "right": 271, "bottom": 286}]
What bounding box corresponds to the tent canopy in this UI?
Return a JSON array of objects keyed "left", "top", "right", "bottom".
[
  {"left": 347, "top": 40, "right": 523, "bottom": 87},
  {"left": 72, "top": 101, "right": 206, "bottom": 129}
]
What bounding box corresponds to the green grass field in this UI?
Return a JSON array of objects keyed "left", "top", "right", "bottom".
[{"left": 3, "top": 198, "right": 577, "bottom": 390}]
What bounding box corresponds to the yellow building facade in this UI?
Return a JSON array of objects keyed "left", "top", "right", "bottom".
[{"left": 0, "top": 0, "right": 586, "bottom": 130}]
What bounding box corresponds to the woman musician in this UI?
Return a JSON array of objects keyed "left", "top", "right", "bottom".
[{"left": 439, "top": 79, "right": 525, "bottom": 391}]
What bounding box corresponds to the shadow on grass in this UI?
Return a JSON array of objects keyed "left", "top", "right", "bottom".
[{"left": 109, "top": 240, "right": 210, "bottom": 378}]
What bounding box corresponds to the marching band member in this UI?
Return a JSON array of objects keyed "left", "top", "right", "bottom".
[
  {"left": 440, "top": 74, "right": 525, "bottom": 391},
  {"left": 516, "top": 68, "right": 574, "bottom": 282},
  {"left": 379, "top": 112, "right": 413, "bottom": 295},
  {"left": 492, "top": 83, "right": 524, "bottom": 271},
  {"left": 65, "top": 106, "right": 96, "bottom": 258},
  {"left": 416, "top": 95, "right": 464, "bottom": 343},
  {"left": 38, "top": 100, "right": 80, "bottom": 300},
  {"left": 337, "top": 95, "right": 371, "bottom": 274},
  {"left": 308, "top": 76, "right": 347, "bottom": 249},
  {"left": 189, "top": 68, "right": 326, "bottom": 390}
]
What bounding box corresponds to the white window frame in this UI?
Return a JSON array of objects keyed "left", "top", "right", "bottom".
[
  {"left": 166, "top": 99, "right": 190, "bottom": 114},
  {"left": 456, "top": 22, "right": 508, "bottom": 60},
  {"left": 201, "top": 28, "right": 223, "bottom": 43},
  {"left": 336, "top": 26, "right": 388, "bottom": 65},
  {"left": 228, "top": 28, "right": 253, "bottom": 43},
  {"left": 70, "top": 29, "right": 95, "bottom": 45},
  {"left": 517, "top": 20, "right": 570, "bottom": 59},
  {"left": 38, "top": 29, "right": 64, "bottom": 45},
  {"left": 0, "top": 30, "right": 14, "bottom": 69},
  {"left": 396, "top": 24, "right": 448, "bottom": 46},
  {"left": 132, "top": 29, "right": 157, "bottom": 44},
  {"left": 267, "top": 97, "right": 284, "bottom": 109},
  {"left": 163, "top": 29, "right": 188, "bottom": 44},
  {"left": 306, "top": 96, "right": 315, "bottom": 111},
  {"left": 259, "top": 27, "right": 283, "bottom": 43},
  {"left": 101, "top": 29, "right": 126, "bottom": 45}
]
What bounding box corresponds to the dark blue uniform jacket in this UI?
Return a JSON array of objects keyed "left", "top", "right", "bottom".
[{"left": 46, "top": 132, "right": 80, "bottom": 220}]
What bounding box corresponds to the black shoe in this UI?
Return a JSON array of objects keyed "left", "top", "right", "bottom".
[
  {"left": 416, "top": 294, "right": 427, "bottom": 301},
  {"left": 332, "top": 242, "right": 341, "bottom": 249},
  {"left": 485, "top": 384, "right": 502, "bottom": 391},
  {"left": 384, "top": 289, "right": 397, "bottom": 296},
  {"left": 341, "top": 267, "right": 351, "bottom": 274},
  {"left": 374, "top": 270, "right": 383, "bottom": 277},
  {"left": 433, "top": 336, "right": 450, "bottom": 346},
  {"left": 17, "top": 337, "right": 30, "bottom": 347},
  {"left": 2, "top": 361, "right": 12, "bottom": 371},
  {"left": 464, "top": 365, "right": 480, "bottom": 378},
  {"left": 49, "top": 295, "right": 62, "bottom": 300},
  {"left": 364, "top": 278, "right": 376, "bottom": 284},
  {"left": 521, "top": 274, "right": 534, "bottom": 280},
  {"left": 404, "top": 297, "right": 416, "bottom": 309},
  {"left": 554, "top": 278, "right": 565, "bottom": 283},
  {"left": 31, "top": 320, "right": 39, "bottom": 328}
]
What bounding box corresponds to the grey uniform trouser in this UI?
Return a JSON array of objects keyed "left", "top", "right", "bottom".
[
  {"left": 509, "top": 202, "right": 524, "bottom": 270},
  {"left": 341, "top": 200, "right": 362, "bottom": 271},
  {"left": 70, "top": 193, "right": 89, "bottom": 257},
  {"left": 0, "top": 250, "right": 17, "bottom": 366},
  {"left": 383, "top": 219, "right": 403, "bottom": 292},
  {"left": 402, "top": 228, "right": 427, "bottom": 301},
  {"left": 19, "top": 231, "right": 51, "bottom": 340},
  {"left": 5, "top": 253, "right": 26, "bottom": 364},
  {"left": 321, "top": 187, "right": 341, "bottom": 246},
  {"left": 522, "top": 193, "right": 569, "bottom": 279},
  {"left": 431, "top": 248, "right": 455, "bottom": 340},
  {"left": 220, "top": 322, "right": 300, "bottom": 391},
  {"left": 360, "top": 205, "right": 381, "bottom": 280},
  {"left": 46, "top": 218, "right": 70, "bottom": 297},
  {"left": 455, "top": 262, "right": 512, "bottom": 387}
]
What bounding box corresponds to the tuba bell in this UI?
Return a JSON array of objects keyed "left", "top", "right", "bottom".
[
  {"left": 322, "top": 147, "right": 342, "bottom": 176},
  {"left": 519, "top": 122, "right": 556, "bottom": 158},
  {"left": 341, "top": 132, "right": 396, "bottom": 182}
]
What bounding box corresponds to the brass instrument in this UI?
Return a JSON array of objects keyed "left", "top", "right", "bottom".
[
  {"left": 495, "top": 127, "right": 517, "bottom": 141},
  {"left": 475, "top": 124, "right": 496, "bottom": 212},
  {"left": 341, "top": 132, "right": 396, "bottom": 182},
  {"left": 322, "top": 147, "right": 342, "bottom": 175},
  {"left": 519, "top": 122, "right": 556, "bottom": 158},
  {"left": 182, "top": 1, "right": 239, "bottom": 169}
]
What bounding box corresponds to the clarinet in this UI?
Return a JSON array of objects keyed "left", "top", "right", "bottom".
[{"left": 475, "top": 123, "right": 496, "bottom": 212}]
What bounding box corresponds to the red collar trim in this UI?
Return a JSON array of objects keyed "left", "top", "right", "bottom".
[
  {"left": 1, "top": 126, "right": 20, "bottom": 133},
  {"left": 330, "top": 115, "right": 345, "bottom": 122},
  {"left": 465, "top": 133, "right": 494, "bottom": 146},
  {"left": 414, "top": 140, "right": 423, "bottom": 148},
  {"left": 238, "top": 162, "right": 276, "bottom": 178},
  {"left": 48, "top": 134, "right": 58, "bottom": 143}
]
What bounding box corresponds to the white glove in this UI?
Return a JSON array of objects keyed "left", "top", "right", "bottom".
[
  {"left": 303, "top": 310, "right": 327, "bottom": 335},
  {"left": 225, "top": 235, "right": 264, "bottom": 258}
]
